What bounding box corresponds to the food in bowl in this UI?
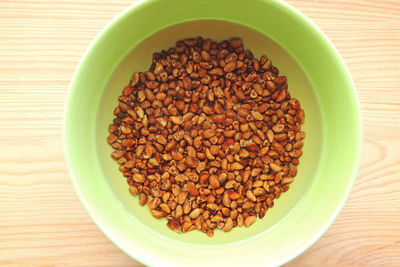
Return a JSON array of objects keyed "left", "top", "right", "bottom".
[{"left": 107, "top": 37, "right": 305, "bottom": 236}]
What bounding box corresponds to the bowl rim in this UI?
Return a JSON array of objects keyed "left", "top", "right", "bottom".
[{"left": 63, "top": 0, "right": 362, "bottom": 265}]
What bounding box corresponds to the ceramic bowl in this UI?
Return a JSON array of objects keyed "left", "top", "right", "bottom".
[{"left": 64, "top": 0, "right": 361, "bottom": 265}]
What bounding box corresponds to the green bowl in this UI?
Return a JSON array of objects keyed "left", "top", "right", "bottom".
[{"left": 64, "top": 0, "right": 361, "bottom": 265}]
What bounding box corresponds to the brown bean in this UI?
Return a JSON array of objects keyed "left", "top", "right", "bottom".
[
  {"left": 244, "top": 215, "right": 257, "bottom": 227},
  {"left": 270, "top": 163, "right": 283, "bottom": 172},
  {"left": 223, "top": 218, "right": 233, "bottom": 232},
  {"left": 132, "top": 173, "right": 145, "bottom": 183},
  {"left": 139, "top": 193, "right": 147, "bottom": 206},
  {"left": 175, "top": 174, "right": 188, "bottom": 183},
  {"left": 237, "top": 214, "right": 244, "bottom": 227},
  {"left": 183, "top": 76, "right": 192, "bottom": 90},
  {"left": 231, "top": 162, "right": 244, "bottom": 171},
  {"left": 229, "top": 38, "right": 243, "bottom": 48},
  {"left": 189, "top": 208, "right": 201, "bottom": 219},
  {"left": 202, "top": 129, "right": 215, "bottom": 138},
  {"left": 187, "top": 182, "right": 199, "bottom": 196},
  {"left": 209, "top": 175, "right": 220, "bottom": 188},
  {"left": 224, "top": 61, "right": 236, "bottom": 72},
  {"left": 211, "top": 114, "right": 226, "bottom": 123}
]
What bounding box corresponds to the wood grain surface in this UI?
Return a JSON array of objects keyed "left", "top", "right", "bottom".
[{"left": 0, "top": 0, "right": 399, "bottom": 266}]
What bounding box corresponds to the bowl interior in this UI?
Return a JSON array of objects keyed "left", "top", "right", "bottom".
[{"left": 96, "top": 20, "right": 323, "bottom": 245}]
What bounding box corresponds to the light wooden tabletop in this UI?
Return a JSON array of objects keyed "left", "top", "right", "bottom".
[{"left": 1, "top": 0, "right": 399, "bottom": 266}]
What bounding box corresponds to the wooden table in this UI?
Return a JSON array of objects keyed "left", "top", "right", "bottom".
[{"left": 1, "top": 0, "right": 399, "bottom": 265}]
